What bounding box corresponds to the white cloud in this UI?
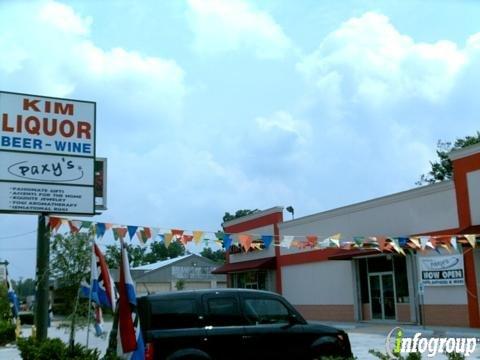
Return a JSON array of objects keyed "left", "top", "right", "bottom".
[
  {"left": 187, "top": 0, "right": 292, "bottom": 59},
  {"left": 297, "top": 12, "right": 467, "bottom": 105},
  {"left": 0, "top": 1, "right": 186, "bottom": 118}
]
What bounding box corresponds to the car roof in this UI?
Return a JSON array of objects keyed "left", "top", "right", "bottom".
[{"left": 139, "top": 288, "right": 281, "bottom": 301}]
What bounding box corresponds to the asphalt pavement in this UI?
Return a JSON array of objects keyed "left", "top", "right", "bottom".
[{"left": 1, "top": 321, "right": 479, "bottom": 359}]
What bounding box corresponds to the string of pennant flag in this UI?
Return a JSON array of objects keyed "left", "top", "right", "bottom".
[{"left": 47, "top": 216, "right": 478, "bottom": 255}]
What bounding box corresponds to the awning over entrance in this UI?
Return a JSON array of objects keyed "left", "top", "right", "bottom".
[{"left": 211, "top": 257, "right": 276, "bottom": 274}]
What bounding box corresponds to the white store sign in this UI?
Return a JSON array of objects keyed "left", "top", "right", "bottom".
[
  {"left": 0, "top": 91, "right": 95, "bottom": 215},
  {"left": 419, "top": 254, "right": 465, "bottom": 286},
  {"left": 0, "top": 182, "right": 94, "bottom": 214}
]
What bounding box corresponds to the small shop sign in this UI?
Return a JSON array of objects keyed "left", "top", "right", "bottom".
[{"left": 419, "top": 254, "right": 465, "bottom": 286}]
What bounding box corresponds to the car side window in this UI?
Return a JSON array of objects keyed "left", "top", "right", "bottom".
[
  {"left": 151, "top": 299, "right": 200, "bottom": 329},
  {"left": 206, "top": 297, "right": 243, "bottom": 326},
  {"left": 243, "top": 298, "right": 290, "bottom": 325}
]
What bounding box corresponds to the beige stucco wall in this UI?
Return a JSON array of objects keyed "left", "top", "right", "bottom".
[
  {"left": 281, "top": 261, "right": 354, "bottom": 305},
  {"left": 279, "top": 182, "right": 458, "bottom": 256}
]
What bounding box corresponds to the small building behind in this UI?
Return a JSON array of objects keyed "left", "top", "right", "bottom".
[{"left": 116, "top": 254, "right": 227, "bottom": 296}]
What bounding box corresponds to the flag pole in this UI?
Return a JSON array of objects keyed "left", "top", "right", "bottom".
[{"left": 86, "top": 235, "right": 95, "bottom": 347}]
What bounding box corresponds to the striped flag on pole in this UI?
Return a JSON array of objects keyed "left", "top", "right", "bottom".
[
  {"left": 117, "top": 238, "right": 145, "bottom": 359},
  {"left": 81, "top": 243, "right": 116, "bottom": 311},
  {"left": 5, "top": 269, "right": 19, "bottom": 319}
]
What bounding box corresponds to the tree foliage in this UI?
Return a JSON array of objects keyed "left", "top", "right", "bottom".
[
  {"left": 223, "top": 209, "right": 259, "bottom": 223},
  {"left": 200, "top": 247, "right": 226, "bottom": 264},
  {"left": 417, "top": 132, "right": 480, "bottom": 185},
  {"left": 104, "top": 240, "right": 185, "bottom": 269},
  {"left": 0, "top": 284, "right": 12, "bottom": 321},
  {"left": 11, "top": 278, "right": 36, "bottom": 301},
  {"left": 49, "top": 231, "right": 92, "bottom": 350}
]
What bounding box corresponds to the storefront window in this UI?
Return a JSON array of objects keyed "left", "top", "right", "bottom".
[
  {"left": 232, "top": 271, "right": 268, "bottom": 290},
  {"left": 393, "top": 256, "right": 409, "bottom": 303}
]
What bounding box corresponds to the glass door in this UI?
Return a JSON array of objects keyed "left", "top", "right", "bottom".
[{"left": 369, "top": 273, "right": 396, "bottom": 320}]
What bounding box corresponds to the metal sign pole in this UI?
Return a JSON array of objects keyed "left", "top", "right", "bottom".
[{"left": 34, "top": 214, "right": 50, "bottom": 341}]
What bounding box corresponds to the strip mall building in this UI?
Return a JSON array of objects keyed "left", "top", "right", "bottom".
[{"left": 213, "top": 144, "right": 480, "bottom": 328}]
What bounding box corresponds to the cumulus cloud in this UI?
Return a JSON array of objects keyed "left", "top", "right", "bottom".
[
  {"left": 0, "top": 0, "right": 186, "bottom": 122},
  {"left": 297, "top": 12, "right": 467, "bottom": 105},
  {"left": 186, "top": 0, "right": 292, "bottom": 59}
]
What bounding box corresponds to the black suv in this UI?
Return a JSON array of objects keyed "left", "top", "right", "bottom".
[{"left": 137, "top": 289, "right": 353, "bottom": 360}]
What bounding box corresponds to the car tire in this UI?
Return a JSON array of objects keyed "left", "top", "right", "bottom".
[
  {"left": 166, "top": 348, "right": 212, "bottom": 360},
  {"left": 312, "top": 342, "right": 343, "bottom": 360}
]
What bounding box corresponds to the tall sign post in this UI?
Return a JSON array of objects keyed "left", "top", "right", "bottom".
[{"left": 0, "top": 91, "right": 96, "bottom": 340}]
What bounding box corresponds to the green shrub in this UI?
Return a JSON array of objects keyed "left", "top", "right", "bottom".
[
  {"left": 17, "top": 337, "right": 100, "bottom": 360},
  {"left": 369, "top": 349, "right": 421, "bottom": 359},
  {"left": 0, "top": 320, "right": 16, "bottom": 345}
]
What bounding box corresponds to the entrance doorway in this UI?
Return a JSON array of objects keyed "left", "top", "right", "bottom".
[{"left": 369, "top": 272, "right": 396, "bottom": 320}]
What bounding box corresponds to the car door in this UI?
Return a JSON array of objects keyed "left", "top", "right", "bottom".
[
  {"left": 201, "top": 292, "right": 248, "bottom": 360},
  {"left": 241, "top": 295, "right": 306, "bottom": 360}
]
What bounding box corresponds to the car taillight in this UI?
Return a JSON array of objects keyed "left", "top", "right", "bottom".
[{"left": 145, "top": 341, "right": 155, "bottom": 360}]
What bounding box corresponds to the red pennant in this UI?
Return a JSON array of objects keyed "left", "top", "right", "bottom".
[
  {"left": 181, "top": 235, "right": 193, "bottom": 245},
  {"left": 48, "top": 217, "right": 62, "bottom": 232},
  {"left": 171, "top": 229, "right": 184, "bottom": 240},
  {"left": 69, "top": 221, "right": 80, "bottom": 234}
]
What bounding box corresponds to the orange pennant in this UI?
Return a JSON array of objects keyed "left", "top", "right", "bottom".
[
  {"left": 238, "top": 234, "right": 253, "bottom": 251},
  {"left": 306, "top": 235, "right": 318, "bottom": 248},
  {"left": 181, "top": 235, "right": 193, "bottom": 245}
]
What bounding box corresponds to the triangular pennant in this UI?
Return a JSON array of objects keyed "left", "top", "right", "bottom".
[
  {"left": 117, "top": 227, "right": 127, "bottom": 240},
  {"left": 238, "top": 234, "right": 253, "bottom": 251},
  {"left": 181, "top": 235, "right": 193, "bottom": 245},
  {"left": 112, "top": 228, "right": 120, "bottom": 241},
  {"left": 222, "top": 234, "right": 233, "bottom": 249},
  {"left": 261, "top": 235, "right": 273, "bottom": 248},
  {"left": 353, "top": 236, "right": 365, "bottom": 247},
  {"left": 450, "top": 236, "right": 458, "bottom": 253},
  {"left": 127, "top": 226, "right": 138, "bottom": 241},
  {"left": 306, "top": 235, "right": 318, "bottom": 248},
  {"left": 105, "top": 223, "right": 113, "bottom": 230},
  {"left": 280, "top": 235, "right": 294, "bottom": 248},
  {"left": 164, "top": 233, "right": 173, "bottom": 248},
  {"left": 419, "top": 236, "right": 430, "bottom": 250},
  {"left": 150, "top": 228, "right": 160, "bottom": 242},
  {"left": 80, "top": 221, "right": 92, "bottom": 230},
  {"left": 465, "top": 234, "right": 476, "bottom": 248},
  {"left": 193, "top": 231, "right": 204, "bottom": 245},
  {"left": 136, "top": 230, "right": 145, "bottom": 245},
  {"left": 95, "top": 223, "right": 106, "bottom": 239},
  {"left": 48, "top": 217, "right": 62, "bottom": 233},
  {"left": 143, "top": 228, "right": 152, "bottom": 242},
  {"left": 317, "top": 237, "right": 330, "bottom": 249},
  {"left": 391, "top": 238, "right": 405, "bottom": 256},
  {"left": 409, "top": 237, "right": 421, "bottom": 249},
  {"left": 171, "top": 229, "right": 184, "bottom": 240},
  {"left": 69, "top": 220, "right": 82, "bottom": 234},
  {"left": 329, "top": 234, "right": 341, "bottom": 248}
]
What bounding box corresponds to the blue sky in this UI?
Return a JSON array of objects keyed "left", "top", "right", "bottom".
[{"left": 1, "top": 0, "right": 479, "bottom": 279}]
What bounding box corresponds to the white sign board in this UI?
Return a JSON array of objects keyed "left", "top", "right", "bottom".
[
  {"left": 0, "top": 91, "right": 95, "bottom": 215},
  {"left": 419, "top": 254, "right": 465, "bottom": 286}
]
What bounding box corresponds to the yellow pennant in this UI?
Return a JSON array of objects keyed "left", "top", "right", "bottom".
[
  {"left": 193, "top": 231, "right": 204, "bottom": 245},
  {"left": 465, "top": 234, "right": 476, "bottom": 248},
  {"left": 164, "top": 233, "right": 173, "bottom": 248}
]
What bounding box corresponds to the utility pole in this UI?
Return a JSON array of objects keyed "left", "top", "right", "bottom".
[{"left": 35, "top": 214, "right": 50, "bottom": 341}]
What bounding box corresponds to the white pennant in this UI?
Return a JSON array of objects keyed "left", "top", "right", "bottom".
[{"left": 280, "top": 235, "right": 295, "bottom": 248}]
